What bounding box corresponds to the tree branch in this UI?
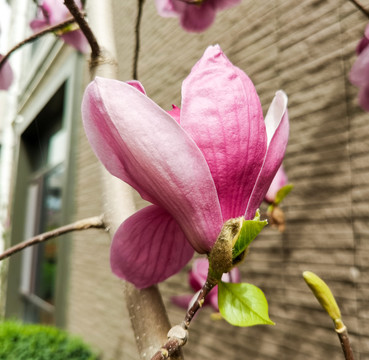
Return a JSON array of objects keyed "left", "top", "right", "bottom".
[
  {"left": 0, "top": 17, "right": 77, "bottom": 71},
  {"left": 336, "top": 326, "right": 355, "bottom": 360},
  {"left": 0, "top": 215, "right": 106, "bottom": 261},
  {"left": 132, "top": 0, "right": 145, "bottom": 80},
  {"left": 151, "top": 278, "right": 217, "bottom": 360},
  {"left": 63, "top": 0, "right": 100, "bottom": 58},
  {"left": 348, "top": 0, "right": 369, "bottom": 18}
]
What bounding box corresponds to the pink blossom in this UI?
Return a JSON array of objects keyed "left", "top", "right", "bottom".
[
  {"left": 172, "top": 258, "right": 240, "bottom": 311},
  {"left": 265, "top": 166, "right": 288, "bottom": 204},
  {"left": 30, "top": 0, "right": 88, "bottom": 53},
  {"left": 82, "top": 45, "right": 289, "bottom": 288},
  {"left": 349, "top": 23, "right": 369, "bottom": 112},
  {"left": 154, "top": 0, "right": 241, "bottom": 32},
  {"left": 0, "top": 55, "right": 13, "bottom": 90}
]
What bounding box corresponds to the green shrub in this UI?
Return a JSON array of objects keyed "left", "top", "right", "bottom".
[{"left": 0, "top": 321, "right": 100, "bottom": 360}]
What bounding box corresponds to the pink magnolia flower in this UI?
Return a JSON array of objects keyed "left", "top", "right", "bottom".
[
  {"left": 172, "top": 258, "right": 240, "bottom": 311},
  {"left": 349, "top": 23, "right": 369, "bottom": 112},
  {"left": 30, "top": 0, "right": 88, "bottom": 53},
  {"left": 154, "top": 0, "right": 241, "bottom": 33},
  {"left": 265, "top": 165, "right": 288, "bottom": 204},
  {"left": 82, "top": 45, "right": 289, "bottom": 288},
  {"left": 0, "top": 55, "right": 13, "bottom": 90}
]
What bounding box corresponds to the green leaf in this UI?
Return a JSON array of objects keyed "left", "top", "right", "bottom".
[
  {"left": 274, "top": 184, "right": 293, "bottom": 205},
  {"left": 218, "top": 282, "right": 274, "bottom": 327},
  {"left": 232, "top": 210, "right": 267, "bottom": 260}
]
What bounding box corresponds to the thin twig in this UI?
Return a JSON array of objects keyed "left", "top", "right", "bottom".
[
  {"left": 151, "top": 278, "right": 217, "bottom": 360},
  {"left": 349, "top": 0, "right": 369, "bottom": 18},
  {"left": 63, "top": 0, "right": 100, "bottom": 59},
  {"left": 0, "top": 17, "right": 76, "bottom": 71},
  {"left": 133, "top": 0, "right": 145, "bottom": 80},
  {"left": 0, "top": 215, "right": 106, "bottom": 261},
  {"left": 336, "top": 326, "right": 355, "bottom": 360}
]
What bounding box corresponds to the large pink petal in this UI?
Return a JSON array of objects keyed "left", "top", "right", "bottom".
[
  {"left": 181, "top": 45, "right": 267, "bottom": 221},
  {"left": 82, "top": 77, "right": 222, "bottom": 253},
  {"left": 179, "top": 2, "right": 217, "bottom": 32},
  {"left": 111, "top": 205, "right": 194, "bottom": 288},
  {"left": 0, "top": 55, "right": 13, "bottom": 90},
  {"left": 245, "top": 91, "right": 289, "bottom": 219}
]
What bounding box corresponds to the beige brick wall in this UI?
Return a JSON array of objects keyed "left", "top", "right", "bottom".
[{"left": 66, "top": 1, "right": 369, "bottom": 359}]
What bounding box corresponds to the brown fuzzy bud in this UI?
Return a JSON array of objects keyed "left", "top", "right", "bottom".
[{"left": 208, "top": 217, "right": 243, "bottom": 280}]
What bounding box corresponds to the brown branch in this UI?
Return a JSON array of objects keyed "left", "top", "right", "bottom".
[
  {"left": 151, "top": 278, "right": 217, "bottom": 360},
  {"left": 336, "top": 326, "right": 355, "bottom": 360},
  {"left": 132, "top": 0, "right": 145, "bottom": 80},
  {"left": 0, "top": 215, "right": 106, "bottom": 261},
  {"left": 349, "top": 0, "right": 369, "bottom": 18},
  {"left": 0, "top": 17, "right": 77, "bottom": 71},
  {"left": 63, "top": 0, "right": 100, "bottom": 59}
]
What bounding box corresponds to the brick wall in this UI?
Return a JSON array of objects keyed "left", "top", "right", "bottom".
[{"left": 66, "top": 1, "right": 369, "bottom": 359}]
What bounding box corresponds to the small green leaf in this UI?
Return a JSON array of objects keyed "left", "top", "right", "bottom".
[
  {"left": 232, "top": 210, "right": 267, "bottom": 260},
  {"left": 218, "top": 282, "right": 274, "bottom": 327},
  {"left": 274, "top": 184, "right": 293, "bottom": 205}
]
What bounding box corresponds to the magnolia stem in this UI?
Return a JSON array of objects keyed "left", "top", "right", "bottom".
[
  {"left": 0, "top": 215, "right": 106, "bottom": 261},
  {"left": 133, "top": 0, "right": 145, "bottom": 80},
  {"left": 150, "top": 278, "right": 217, "bottom": 360},
  {"left": 336, "top": 327, "right": 355, "bottom": 360},
  {"left": 0, "top": 17, "right": 76, "bottom": 71},
  {"left": 63, "top": 0, "right": 100, "bottom": 58},
  {"left": 348, "top": 0, "right": 369, "bottom": 18}
]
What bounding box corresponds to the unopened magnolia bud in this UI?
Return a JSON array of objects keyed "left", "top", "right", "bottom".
[
  {"left": 303, "top": 271, "right": 341, "bottom": 321},
  {"left": 208, "top": 217, "right": 243, "bottom": 280}
]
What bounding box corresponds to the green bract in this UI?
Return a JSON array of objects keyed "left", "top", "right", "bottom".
[
  {"left": 218, "top": 282, "right": 274, "bottom": 327},
  {"left": 232, "top": 210, "right": 267, "bottom": 261},
  {"left": 274, "top": 184, "right": 293, "bottom": 205}
]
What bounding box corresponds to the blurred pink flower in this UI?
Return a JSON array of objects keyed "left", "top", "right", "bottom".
[
  {"left": 349, "top": 23, "right": 369, "bottom": 112},
  {"left": 154, "top": 0, "right": 241, "bottom": 32},
  {"left": 30, "top": 0, "right": 88, "bottom": 53},
  {"left": 265, "top": 165, "right": 288, "bottom": 204},
  {"left": 82, "top": 45, "right": 289, "bottom": 288},
  {"left": 0, "top": 55, "right": 13, "bottom": 90},
  {"left": 172, "top": 258, "right": 240, "bottom": 311}
]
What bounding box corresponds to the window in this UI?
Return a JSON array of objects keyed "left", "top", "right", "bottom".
[{"left": 20, "top": 84, "right": 66, "bottom": 324}]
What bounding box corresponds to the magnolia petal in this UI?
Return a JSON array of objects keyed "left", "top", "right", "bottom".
[
  {"left": 127, "top": 80, "right": 146, "bottom": 94},
  {"left": 179, "top": 2, "right": 217, "bottom": 33},
  {"left": 154, "top": 0, "right": 180, "bottom": 17},
  {"left": 358, "top": 85, "right": 369, "bottom": 112},
  {"left": 214, "top": 0, "right": 242, "bottom": 10},
  {"left": 265, "top": 165, "right": 288, "bottom": 203},
  {"left": 82, "top": 77, "right": 222, "bottom": 253},
  {"left": 168, "top": 105, "right": 181, "bottom": 123},
  {"left": 189, "top": 258, "right": 209, "bottom": 291},
  {"left": 171, "top": 294, "right": 194, "bottom": 309},
  {"left": 350, "top": 45, "right": 369, "bottom": 87},
  {"left": 181, "top": 45, "right": 267, "bottom": 221},
  {"left": 111, "top": 205, "right": 194, "bottom": 289},
  {"left": 61, "top": 30, "right": 89, "bottom": 53},
  {"left": 0, "top": 55, "right": 13, "bottom": 90},
  {"left": 245, "top": 91, "right": 289, "bottom": 219}
]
